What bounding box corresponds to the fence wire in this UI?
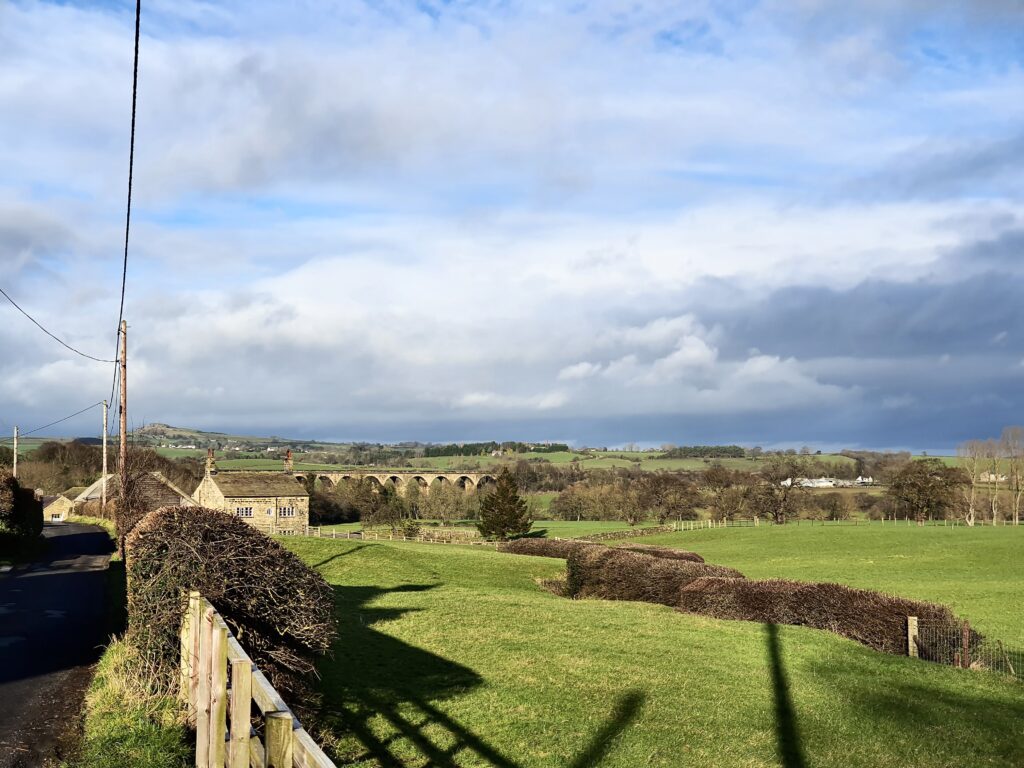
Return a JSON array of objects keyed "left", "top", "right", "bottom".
[{"left": 916, "top": 620, "right": 1022, "bottom": 681}]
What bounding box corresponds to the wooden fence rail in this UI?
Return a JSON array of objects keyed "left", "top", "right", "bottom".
[{"left": 180, "top": 591, "right": 336, "bottom": 768}]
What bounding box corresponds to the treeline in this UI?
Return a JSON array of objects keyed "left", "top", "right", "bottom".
[
  {"left": 661, "top": 445, "right": 746, "bottom": 459},
  {"left": 423, "top": 442, "right": 570, "bottom": 458},
  {"left": 2, "top": 440, "right": 202, "bottom": 496}
]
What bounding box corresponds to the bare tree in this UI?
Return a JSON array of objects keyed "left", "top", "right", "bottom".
[
  {"left": 1000, "top": 427, "right": 1023, "bottom": 526},
  {"left": 983, "top": 438, "right": 1001, "bottom": 526},
  {"left": 956, "top": 439, "right": 986, "bottom": 527}
]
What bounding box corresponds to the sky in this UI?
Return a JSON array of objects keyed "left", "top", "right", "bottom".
[{"left": 1, "top": 0, "right": 1023, "bottom": 452}]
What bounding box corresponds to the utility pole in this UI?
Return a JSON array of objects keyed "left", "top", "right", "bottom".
[
  {"left": 12, "top": 426, "right": 18, "bottom": 479},
  {"left": 102, "top": 400, "right": 108, "bottom": 516},
  {"left": 118, "top": 320, "right": 127, "bottom": 530}
]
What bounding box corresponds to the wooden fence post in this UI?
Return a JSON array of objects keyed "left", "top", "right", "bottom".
[
  {"left": 188, "top": 591, "right": 203, "bottom": 717},
  {"left": 209, "top": 617, "right": 229, "bottom": 767},
  {"left": 196, "top": 604, "right": 215, "bottom": 767},
  {"left": 228, "top": 655, "right": 251, "bottom": 768},
  {"left": 265, "top": 711, "right": 294, "bottom": 768},
  {"left": 180, "top": 591, "right": 197, "bottom": 703},
  {"left": 907, "top": 616, "right": 918, "bottom": 658}
]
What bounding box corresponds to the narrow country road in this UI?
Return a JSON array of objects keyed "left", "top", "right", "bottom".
[{"left": 0, "top": 523, "right": 113, "bottom": 767}]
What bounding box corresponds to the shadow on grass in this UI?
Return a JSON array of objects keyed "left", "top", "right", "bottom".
[
  {"left": 310, "top": 544, "right": 372, "bottom": 570},
  {"left": 765, "top": 623, "right": 806, "bottom": 768},
  {"left": 321, "top": 583, "right": 645, "bottom": 767}
]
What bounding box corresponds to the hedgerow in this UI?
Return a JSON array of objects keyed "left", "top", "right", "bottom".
[
  {"left": 677, "top": 577, "right": 962, "bottom": 654},
  {"left": 565, "top": 547, "right": 744, "bottom": 606},
  {"left": 125, "top": 506, "right": 336, "bottom": 706}
]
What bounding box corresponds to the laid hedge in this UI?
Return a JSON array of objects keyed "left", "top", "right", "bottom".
[
  {"left": 565, "top": 547, "right": 744, "bottom": 607},
  {"left": 617, "top": 544, "right": 704, "bottom": 563},
  {"left": 678, "top": 577, "right": 961, "bottom": 654},
  {"left": 497, "top": 538, "right": 596, "bottom": 559},
  {"left": 125, "top": 506, "right": 336, "bottom": 706},
  {"left": 0, "top": 471, "right": 43, "bottom": 540}
]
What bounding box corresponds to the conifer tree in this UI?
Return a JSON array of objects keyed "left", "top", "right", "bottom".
[{"left": 477, "top": 467, "right": 531, "bottom": 540}]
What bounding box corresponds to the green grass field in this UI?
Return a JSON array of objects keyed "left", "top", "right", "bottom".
[
  {"left": 282, "top": 528, "right": 1024, "bottom": 768},
  {"left": 621, "top": 525, "right": 1023, "bottom": 638},
  {"left": 316, "top": 518, "right": 657, "bottom": 539}
]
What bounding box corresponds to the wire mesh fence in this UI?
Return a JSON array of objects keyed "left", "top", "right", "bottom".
[{"left": 914, "top": 619, "right": 1022, "bottom": 681}]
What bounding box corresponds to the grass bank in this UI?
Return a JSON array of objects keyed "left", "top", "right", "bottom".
[{"left": 283, "top": 535, "right": 1024, "bottom": 768}]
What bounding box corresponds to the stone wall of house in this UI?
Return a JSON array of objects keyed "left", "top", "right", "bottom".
[{"left": 221, "top": 495, "right": 309, "bottom": 535}]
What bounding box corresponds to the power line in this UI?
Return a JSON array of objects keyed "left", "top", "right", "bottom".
[
  {"left": 0, "top": 401, "right": 105, "bottom": 444},
  {"left": 0, "top": 286, "right": 117, "bottom": 363},
  {"left": 107, "top": 0, "right": 142, "bottom": 437}
]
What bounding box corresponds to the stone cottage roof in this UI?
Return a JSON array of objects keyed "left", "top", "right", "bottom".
[
  {"left": 76, "top": 472, "right": 195, "bottom": 506},
  {"left": 209, "top": 472, "right": 308, "bottom": 499}
]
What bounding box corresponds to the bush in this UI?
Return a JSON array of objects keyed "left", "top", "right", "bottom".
[
  {"left": 497, "top": 538, "right": 596, "bottom": 559},
  {"left": 617, "top": 544, "right": 705, "bottom": 562},
  {"left": 0, "top": 470, "right": 43, "bottom": 540},
  {"left": 565, "top": 547, "right": 744, "bottom": 607},
  {"left": 677, "top": 577, "right": 961, "bottom": 654},
  {"left": 125, "top": 506, "right": 336, "bottom": 706}
]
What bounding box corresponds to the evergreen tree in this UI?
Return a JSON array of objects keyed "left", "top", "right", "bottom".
[{"left": 477, "top": 467, "right": 531, "bottom": 540}]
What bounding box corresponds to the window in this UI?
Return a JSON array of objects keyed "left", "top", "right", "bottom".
[
  {"left": 235, "top": 506, "right": 253, "bottom": 518},
  {"left": 279, "top": 506, "right": 295, "bottom": 517},
  {"left": 51, "top": 514, "right": 61, "bottom": 521}
]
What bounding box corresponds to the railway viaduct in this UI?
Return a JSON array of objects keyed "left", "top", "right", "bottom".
[{"left": 301, "top": 469, "right": 496, "bottom": 495}]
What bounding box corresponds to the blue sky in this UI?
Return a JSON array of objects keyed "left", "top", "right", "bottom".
[{"left": 1, "top": 0, "right": 1023, "bottom": 451}]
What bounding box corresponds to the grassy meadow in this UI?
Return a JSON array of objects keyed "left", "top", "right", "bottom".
[{"left": 282, "top": 527, "right": 1024, "bottom": 768}]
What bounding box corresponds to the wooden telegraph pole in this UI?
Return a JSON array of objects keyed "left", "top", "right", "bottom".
[
  {"left": 102, "top": 400, "right": 108, "bottom": 516},
  {"left": 118, "top": 321, "right": 127, "bottom": 539},
  {"left": 12, "top": 426, "right": 18, "bottom": 479}
]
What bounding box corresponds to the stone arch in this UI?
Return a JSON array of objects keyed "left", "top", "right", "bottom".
[
  {"left": 365, "top": 476, "right": 384, "bottom": 491},
  {"left": 430, "top": 475, "right": 451, "bottom": 489},
  {"left": 476, "top": 475, "right": 496, "bottom": 491},
  {"left": 383, "top": 475, "right": 404, "bottom": 491},
  {"left": 318, "top": 475, "right": 335, "bottom": 490},
  {"left": 456, "top": 476, "right": 475, "bottom": 492}
]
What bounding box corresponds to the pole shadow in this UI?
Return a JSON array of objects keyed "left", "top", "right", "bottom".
[
  {"left": 320, "top": 582, "right": 646, "bottom": 767},
  {"left": 764, "top": 623, "right": 806, "bottom": 768}
]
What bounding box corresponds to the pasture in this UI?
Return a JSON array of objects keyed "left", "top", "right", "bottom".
[{"left": 282, "top": 526, "right": 1024, "bottom": 768}]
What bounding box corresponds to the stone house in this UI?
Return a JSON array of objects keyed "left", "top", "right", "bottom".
[
  {"left": 43, "top": 489, "right": 82, "bottom": 522},
  {"left": 192, "top": 451, "right": 309, "bottom": 536}
]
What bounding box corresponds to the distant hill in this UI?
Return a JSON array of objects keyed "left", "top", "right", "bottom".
[{"left": 131, "top": 423, "right": 344, "bottom": 450}]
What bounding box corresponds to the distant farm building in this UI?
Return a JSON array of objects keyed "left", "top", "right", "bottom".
[
  {"left": 43, "top": 487, "right": 86, "bottom": 522},
  {"left": 193, "top": 450, "right": 309, "bottom": 535}
]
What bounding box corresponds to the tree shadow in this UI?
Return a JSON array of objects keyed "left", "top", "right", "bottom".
[
  {"left": 321, "top": 582, "right": 646, "bottom": 767},
  {"left": 764, "top": 623, "right": 806, "bottom": 768},
  {"left": 310, "top": 544, "right": 372, "bottom": 570}
]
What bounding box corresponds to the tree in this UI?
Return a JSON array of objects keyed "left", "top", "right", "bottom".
[
  {"left": 747, "top": 455, "right": 810, "bottom": 524},
  {"left": 477, "top": 468, "right": 531, "bottom": 540},
  {"left": 887, "top": 459, "right": 965, "bottom": 524},
  {"left": 1002, "top": 426, "right": 1024, "bottom": 526},
  {"left": 0, "top": 446, "right": 13, "bottom": 467},
  {"left": 957, "top": 439, "right": 985, "bottom": 527}
]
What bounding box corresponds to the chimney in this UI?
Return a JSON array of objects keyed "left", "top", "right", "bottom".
[
  {"left": 205, "top": 448, "right": 217, "bottom": 476},
  {"left": 284, "top": 449, "right": 294, "bottom": 474}
]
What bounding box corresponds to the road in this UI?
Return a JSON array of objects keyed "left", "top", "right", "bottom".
[{"left": 0, "top": 523, "right": 113, "bottom": 767}]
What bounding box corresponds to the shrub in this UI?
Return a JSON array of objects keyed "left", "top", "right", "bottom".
[
  {"left": 677, "top": 577, "right": 961, "bottom": 654},
  {"left": 497, "top": 538, "right": 596, "bottom": 559},
  {"left": 0, "top": 471, "right": 43, "bottom": 540},
  {"left": 565, "top": 547, "right": 744, "bottom": 607},
  {"left": 125, "top": 506, "right": 336, "bottom": 705},
  {"left": 617, "top": 544, "right": 705, "bottom": 562}
]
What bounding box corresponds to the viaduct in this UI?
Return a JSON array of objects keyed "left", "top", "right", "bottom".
[{"left": 295, "top": 469, "right": 496, "bottom": 495}]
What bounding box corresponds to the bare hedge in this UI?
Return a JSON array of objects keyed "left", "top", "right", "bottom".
[
  {"left": 565, "top": 547, "right": 744, "bottom": 606},
  {"left": 617, "top": 544, "right": 704, "bottom": 562},
  {"left": 497, "top": 538, "right": 596, "bottom": 559},
  {"left": 125, "top": 506, "right": 336, "bottom": 704},
  {"left": 0, "top": 471, "right": 42, "bottom": 540},
  {"left": 678, "top": 577, "right": 960, "bottom": 654}
]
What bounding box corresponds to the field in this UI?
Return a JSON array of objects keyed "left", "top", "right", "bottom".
[{"left": 282, "top": 526, "right": 1024, "bottom": 768}]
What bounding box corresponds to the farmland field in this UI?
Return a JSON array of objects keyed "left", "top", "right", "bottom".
[{"left": 282, "top": 527, "right": 1024, "bottom": 768}]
